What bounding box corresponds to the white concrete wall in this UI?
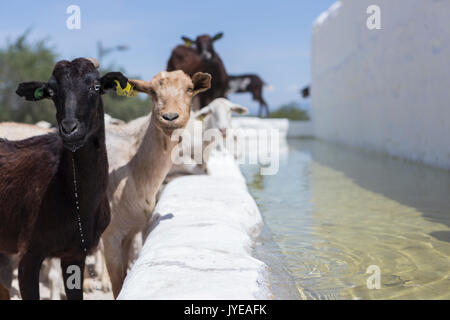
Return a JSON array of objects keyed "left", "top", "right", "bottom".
[
  {"left": 287, "top": 121, "right": 314, "bottom": 138},
  {"left": 231, "top": 117, "right": 314, "bottom": 138},
  {"left": 118, "top": 151, "right": 271, "bottom": 300},
  {"left": 232, "top": 117, "right": 289, "bottom": 138},
  {"left": 311, "top": 0, "right": 450, "bottom": 169}
]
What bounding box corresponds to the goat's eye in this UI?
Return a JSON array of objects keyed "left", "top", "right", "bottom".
[
  {"left": 187, "top": 88, "right": 193, "bottom": 93},
  {"left": 47, "top": 88, "right": 54, "bottom": 97},
  {"left": 94, "top": 85, "right": 101, "bottom": 91}
]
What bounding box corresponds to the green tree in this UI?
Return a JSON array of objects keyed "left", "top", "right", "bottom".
[
  {"left": 269, "top": 101, "right": 310, "bottom": 121},
  {"left": 0, "top": 31, "right": 57, "bottom": 124},
  {"left": 0, "top": 32, "right": 151, "bottom": 125}
]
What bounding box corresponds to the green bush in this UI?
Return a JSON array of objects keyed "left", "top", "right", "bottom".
[
  {"left": 0, "top": 31, "right": 57, "bottom": 124},
  {"left": 269, "top": 102, "right": 310, "bottom": 121}
]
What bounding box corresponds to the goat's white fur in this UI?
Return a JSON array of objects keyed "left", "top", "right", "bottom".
[{"left": 168, "top": 98, "right": 248, "bottom": 177}]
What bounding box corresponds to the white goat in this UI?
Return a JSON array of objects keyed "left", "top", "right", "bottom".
[
  {"left": 168, "top": 98, "right": 248, "bottom": 178},
  {"left": 0, "top": 122, "right": 52, "bottom": 140}
]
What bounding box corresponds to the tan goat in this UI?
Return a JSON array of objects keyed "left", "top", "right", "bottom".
[{"left": 103, "top": 70, "right": 211, "bottom": 297}]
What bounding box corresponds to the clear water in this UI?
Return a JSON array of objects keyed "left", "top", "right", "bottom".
[{"left": 241, "top": 139, "right": 450, "bottom": 300}]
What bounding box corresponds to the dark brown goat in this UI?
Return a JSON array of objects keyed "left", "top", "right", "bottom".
[
  {"left": 0, "top": 58, "right": 128, "bottom": 300},
  {"left": 227, "top": 74, "right": 270, "bottom": 117},
  {"left": 167, "top": 33, "right": 228, "bottom": 109}
]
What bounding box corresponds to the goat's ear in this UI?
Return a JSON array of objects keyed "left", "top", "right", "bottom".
[
  {"left": 231, "top": 104, "right": 248, "bottom": 115},
  {"left": 194, "top": 106, "right": 212, "bottom": 121},
  {"left": 181, "top": 36, "right": 194, "bottom": 48},
  {"left": 100, "top": 72, "right": 128, "bottom": 94},
  {"left": 128, "top": 79, "right": 152, "bottom": 94},
  {"left": 192, "top": 72, "right": 211, "bottom": 96},
  {"left": 16, "top": 82, "right": 52, "bottom": 101},
  {"left": 212, "top": 32, "right": 224, "bottom": 42}
]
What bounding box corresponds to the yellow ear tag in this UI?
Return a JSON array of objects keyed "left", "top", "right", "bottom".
[
  {"left": 184, "top": 41, "right": 192, "bottom": 48},
  {"left": 114, "top": 80, "right": 138, "bottom": 97},
  {"left": 198, "top": 114, "right": 206, "bottom": 122}
]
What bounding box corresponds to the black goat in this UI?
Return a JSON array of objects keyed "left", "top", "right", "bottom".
[{"left": 0, "top": 58, "right": 128, "bottom": 300}]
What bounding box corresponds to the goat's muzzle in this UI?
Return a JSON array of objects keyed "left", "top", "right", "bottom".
[
  {"left": 162, "top": 113, "right": 180, "bottom": 121},
  {"left": 59, "top": 119, "right": 86, "bottom": 151},
  {"left": 201, "top": 50, "right": 213, "bottom": 61}
]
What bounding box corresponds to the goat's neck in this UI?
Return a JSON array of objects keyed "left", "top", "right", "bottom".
[
  {"left": 130, "top": 115, "right": 177, "bottom": 204},
  {"left": 64, "top": 113, "right": 108, "bottom": 217}
]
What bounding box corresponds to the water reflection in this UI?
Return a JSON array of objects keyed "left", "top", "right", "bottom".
[{"left": 242, "top": 139, "right": 450, "bottom": 300}]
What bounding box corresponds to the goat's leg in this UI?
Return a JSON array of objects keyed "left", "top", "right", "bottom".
[
  {"left": 18, "top": 253, "right": 44, "bottom": 300},
  {"left": 254, "top": 89, "right": 269, "bottom": 117},
  {"left": 45, "top": 258, "right": 64, "bottom": 300},
  {"left": 61, "top": 255, "right": 85, "bottom": 300},
  {"left": 121, "top": 235, "right": 135, "bottom": 274},
  {"left": 130, "top": 233, "right": 143, "bottom": 266},
  {"left": 82, "top": 261, "right": 96, "bottom": 293},
  {"left": 258, "top": 102, "right": 269, "bottom": 118},
  {"left": 0, "top": 284, "right": 9, "bottom": 300},
  {"left": 264, "top": 103, "right": 270, "bottom": 117},
  {"left": 0, "top": 253, "right": 13, "bottom": 300},
  {"left": 94, "top": 241, "right": 112, "bottom": 292},
  {"left": 103, "top": 235, "right": 127, "bottom": 298},
  {"left": 83, "top": 246, "right": 111, "bottom": 293},
  {"left": 94, "top": 247, "right": 103, "bottom": 277},
  {"left": 94, "top": 243, "right": 109, "bottom": 291},
  {"left": 99, "top": 250, "right": 112, "bottom": 292},
  {"left": 49, "top": 259, "right": 64, "bottom": 300}
]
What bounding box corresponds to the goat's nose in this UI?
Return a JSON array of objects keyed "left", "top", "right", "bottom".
[
  {"left": 162, "top": 113, "right": 180, "bottom": 121},
  {"left": 61, "top": 119, "right": 79, "bottom": 135},
  {"left": 220, "top": 128, "right": 227, "bottom": 137}
]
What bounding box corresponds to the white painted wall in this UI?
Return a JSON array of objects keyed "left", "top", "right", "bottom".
[
  {"left": 287, "top": 121, "right": 314, "bottom": 138},
  {"left": 311, "top": 0, "right": 450, "bottom": 169},
  {"left": 232, "top": 117, "right": 289, "bottom": 138},
  {"left": 231, "top": 117, "right": 314, "bottom": 138}
]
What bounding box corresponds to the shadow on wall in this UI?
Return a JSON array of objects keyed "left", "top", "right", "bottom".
[{"left": 291, "top": 139, "right": 450, "bottom": 243}]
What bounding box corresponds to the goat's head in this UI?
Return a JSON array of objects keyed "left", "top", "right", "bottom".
[
  {"left": 16, "top": 58, "right": 128, "bottom": 151},
  {"left": 182, "top": 32, "right": 223, "bottom": 61},
  {"left": 195, "top": 98, "right": 248, "bottom": 138},
  {"left": 129, "top": 71, "right": 211, "bottom": 135}
]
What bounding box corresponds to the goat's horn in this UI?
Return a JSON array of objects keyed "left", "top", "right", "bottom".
[{"left": 86, "top": 57, "right": 100, "bottom": 69}]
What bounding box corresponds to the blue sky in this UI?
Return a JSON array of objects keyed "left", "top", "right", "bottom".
[{"left": 0, "top": 0, "right": 336, "bottom": 114}]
